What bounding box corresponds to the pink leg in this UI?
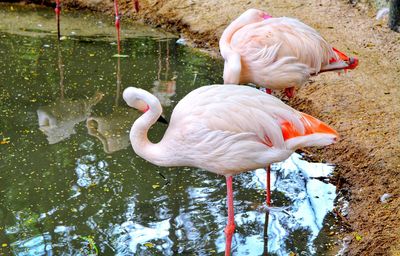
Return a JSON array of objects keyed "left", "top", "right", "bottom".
[
  {"left": 134, "top": 0, "right": 140, "bottom": 12},
  {"left": 284, "top": 87, "right": 295, "bottom": 98},
  {"left": 114, "top": 0, "right": 121, "bottom": 54},
  {"left": 225, "top": 176, "right": 235, "bottom": 256},
  {"left": 55, "top": 0, "right": 61, "bottom": 40},
  {"left": 266, "top": 165, "right": 271, "bottom": 207}
]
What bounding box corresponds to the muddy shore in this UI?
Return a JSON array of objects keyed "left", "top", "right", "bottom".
[{"left": 7, "top": 0, "right": 400, "bottom": 254}]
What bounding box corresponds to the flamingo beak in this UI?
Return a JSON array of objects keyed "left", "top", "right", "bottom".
[{"left": 157, "top": 115, "right": 169, "bottom": 124}]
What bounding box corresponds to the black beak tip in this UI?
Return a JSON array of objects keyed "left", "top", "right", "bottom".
[{"left": 157, "top": 115, "right": 169, "bottom": 124}]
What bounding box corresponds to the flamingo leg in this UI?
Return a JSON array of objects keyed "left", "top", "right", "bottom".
[
  {"left": 55, "top": 0, "right": 61, "bottom": 40},
  {"left": 114, "top": 0, "right": 121, "bottom": 54},
  {"left": 133, "top": 0, "right": 140, "bottom": 12},
  {"left": 263, "top": 209, "right": 270, "bottom": 254},
  {"left": 284, "top": 87, "right": 296, "bottom": 98},
  {"left": 266, "top": 165, "right": 271, "bottom": 207},
  {"left": 224, "top": 176, "right": 235, "bottom": 256}
]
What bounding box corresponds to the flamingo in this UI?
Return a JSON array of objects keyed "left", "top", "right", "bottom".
[
  {"left": 123, "top": 84, "right": 338, "bottom": 255},
  {"left": 220, "top": 8, "right": 359, "bottom": 98}
]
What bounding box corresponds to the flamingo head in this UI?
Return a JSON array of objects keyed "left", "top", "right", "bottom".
[
  {"left": 123, "top": 87, "right": 149, "bottom": 112},
  {"left": 123, "top": 87, "right": 168, "bottom": 124},
  {"left": 240, "top": 9, "right": 272, "bottom": 24}
]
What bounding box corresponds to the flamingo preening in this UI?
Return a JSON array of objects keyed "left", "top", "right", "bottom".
[
  {"left": 123, "top": 84, "right": 338, "bottom": 255},
  {"left": 220, "top": 9, "right": 359, "bottom": 98}
]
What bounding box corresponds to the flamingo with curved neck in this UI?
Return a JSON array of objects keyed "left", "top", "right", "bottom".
[
  {"left": 220, "top": 9, "right": 358, "bottom": 98},
  {"left": 123, "top": 84, "right": 338, "bottom": 255}
]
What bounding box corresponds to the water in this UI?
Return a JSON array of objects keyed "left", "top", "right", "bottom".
[{"left": 0, "top": 4, "right": 338, "bottom": 255}]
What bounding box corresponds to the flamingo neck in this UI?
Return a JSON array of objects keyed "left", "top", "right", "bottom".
[
  {"left": 129, "top": 92, "right": 169, "bottom": 166},
  {"left": 220, "top": 20, "right": 244, "bottom": 84},
  {"left": 219, "top": 17, "right": 244, "bottom": 56}
]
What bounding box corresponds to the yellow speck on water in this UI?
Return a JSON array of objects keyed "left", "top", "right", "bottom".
[
  {"left": 0, "top": 137, "right": 10, "bottom": 145},
  {"left": 2, "top": 243, "right": 7, "bottom": 247},
  {"left": 152, "top": 184, "right": 160, "bottom": 189},
  {"left": 89, "top": 53, "right": 95, "bottom": 57},
  {"left": 143, "top": 242, "right": 154, "bottom": 248}
]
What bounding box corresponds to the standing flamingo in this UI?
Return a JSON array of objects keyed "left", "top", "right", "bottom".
[
  {"left": 123, "top": 84, "right": 338, "bottom": 255},
  {"left": 220, "top": 9, "right": 356, "bottom": 206},
  {"left": 220, "top": 8, "right": 359, "bottom": 98}
]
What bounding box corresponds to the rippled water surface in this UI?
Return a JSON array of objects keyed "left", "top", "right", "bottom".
[{"left": 0, "top": 4, "right": 338, "bottom": 255}]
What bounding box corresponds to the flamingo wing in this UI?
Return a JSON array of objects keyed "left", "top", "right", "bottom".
[
  {"left": 171, "top": 85, "right": 306, "bottom": 148},
  {"left": 231, "top": 17, "right": 340, "bottom": 73}
]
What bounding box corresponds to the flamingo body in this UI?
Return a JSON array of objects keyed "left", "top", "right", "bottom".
[
  {"left": 124, "top": 84, "right": 338, "bottom": 255},
  {"left": 123, "top": 84, "right": 338, "bottom": 176},
  {"left": 220, "top": 9, "right": 358, "bottom": 95}
]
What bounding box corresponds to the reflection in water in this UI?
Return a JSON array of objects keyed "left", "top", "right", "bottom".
[
  {"left": 1, "top": 7, "right": 337, "bottom": 255},
  {"left": 36, "top": 44, "right": 103, "bottom": 144},
  {"left": 152, "top": 40, "right": 177, "bottom": 107},
  {"left": 11, "top": 233, "right": 52, "bottom": 256},
  {"left": 86, "top": 56, "right": 141, "bottom": 154},
  {"left": 75, "top": 152, "right": 110, "bottom": 188},
  {"left": 87, "top": 108, "right": 140, "bottom": 154},
  {"left": 252, "top": 153, "right": 336, "bottom": 255},
  {"left": 37, "top": 92, "right": 103, "bottom": 144},
  {"left": 26, "top": 153, "right": 332, "bottom": 256}
]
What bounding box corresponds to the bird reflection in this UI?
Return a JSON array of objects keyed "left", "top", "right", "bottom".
[
  {"left": 263, "top": 210, "right": 269, "bottom": 255},
  {"left": 87, "top": 56, "right": 140, "bottom": 153},
  {"left": 37, "top": 43, "right": 103, "bottom": 144},
  {"left": 87, "top": 108, "right": 140, "bottom": 154},
  {"left": 151, "top": 40, "right": 177, "bottom": 107}
]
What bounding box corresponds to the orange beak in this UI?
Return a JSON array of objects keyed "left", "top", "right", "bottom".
[{"left": 332, "top": 47, "right": 359, "bottom": 70}]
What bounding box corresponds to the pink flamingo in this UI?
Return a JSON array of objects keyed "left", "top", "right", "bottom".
[
  {"left": 220, "top": 8, "right": 358, "bottom": 98},
  {"left": 123, "top": 84, "right": 338, "bottom": 255},
  {"left": 220, "top": 9, "right": 355, "bottom": 206}
]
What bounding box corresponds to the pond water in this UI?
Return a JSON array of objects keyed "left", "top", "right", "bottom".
[{"left": 0, "top": 4, "right": 338, "bottom": 255}]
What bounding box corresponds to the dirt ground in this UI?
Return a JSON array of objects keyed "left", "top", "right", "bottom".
[{"left": 11, "top": 0, "right": 400, "bottom": 254}]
